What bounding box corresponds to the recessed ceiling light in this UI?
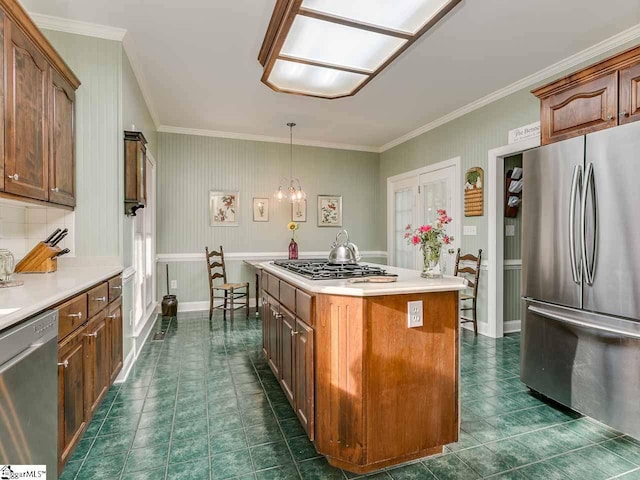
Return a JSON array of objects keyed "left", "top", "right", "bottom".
[{"left": 258, "top": 0, "right": 461, "bottom": 99}]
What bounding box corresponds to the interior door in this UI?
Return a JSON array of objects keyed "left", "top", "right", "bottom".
[
  {"left": 418, "top": 166, "right": 458, "bottom": 274},
  {"left": 584, "top": 121, "right": 640, "bottom": 320},
  {"left": 522, "top": 136, "right": 584, "bottom": 309}
]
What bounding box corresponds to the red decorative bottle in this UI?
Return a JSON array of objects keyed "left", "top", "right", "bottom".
[{"left": 288, "top": 238, "right": 299, "bottom": 260}]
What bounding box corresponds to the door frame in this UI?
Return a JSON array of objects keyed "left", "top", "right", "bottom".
[
  {"left": 487, "top": 137, "right": 539, "bottom": 338},
  {"left": 387, "top": 157, "right": 461, "bottom": 269}
]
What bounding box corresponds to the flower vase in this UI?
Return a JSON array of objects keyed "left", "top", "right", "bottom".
[
  {"left": 421, "top": 245, "right": 442, "bottom": 279},
  {"left": 288, "top": 238, "right": 299, "bottom": 260}
]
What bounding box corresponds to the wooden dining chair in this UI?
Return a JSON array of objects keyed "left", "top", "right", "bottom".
[
  {"left": 454, "top": 248, "right": 482, "bottom": 336},
  {"left": 205, "top": 246, "right": 250, "bottom": 321}
]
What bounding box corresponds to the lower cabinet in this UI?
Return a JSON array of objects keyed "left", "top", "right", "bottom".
[
  {"left": 107, "top": 298, "right": 123, "bottom": 384},
  {"left": 280, "top": 307, "right": 296, "bottom": 405},
  {"left": 57, "top": 324, "right": 88, "bottom": 471},
  {"left": 56, "top": 275, "right": 123, "bottom": 471},
  {"left": 262, "top": 282, "right": 315, "bottom": 440},
  {"left": 294, "top": 318, "right": 314, "bottom": 440},
  {"left": 85, "top": 310, "right": 109, "bottom": 415}
]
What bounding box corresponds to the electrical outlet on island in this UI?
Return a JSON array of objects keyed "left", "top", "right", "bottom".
[{"left": 407, "top": 300, "right": 423, "bottom": 328}]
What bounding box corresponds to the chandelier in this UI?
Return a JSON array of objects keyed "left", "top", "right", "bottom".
[{"left": 274, "top": 122, "right": 306, "bottom": 203}]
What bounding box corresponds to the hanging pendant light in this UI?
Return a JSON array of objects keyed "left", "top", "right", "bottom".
[{"left": 275, "top": 122, "right": 306, "bottom": 203}]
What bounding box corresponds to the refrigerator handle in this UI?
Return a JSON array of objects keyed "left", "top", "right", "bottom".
[
  {"left": 569, "top": 165, "right": 583, "bottom": 284},
  {"left": 580, "top": 163, "right": 596, "bottom": 285}
]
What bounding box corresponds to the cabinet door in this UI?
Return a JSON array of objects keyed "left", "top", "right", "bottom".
[
  {"left": 107, "top": 298, "right": 123, "bottom": 383},
  {"left": 280, "top": 307, "right": 296, "bottom": 405},
  {"left": 540, "top": 71, "right": 618, "bottom": 145},
  {"left": 262, "top": 294, "right": 269, "bottom": 355},
  {"left": 49, "top": 69, "right": 75, "bottom": 206},
  {"left": 619, "top": 61, "right": 640, "bottom": 125},
  {"left": 267, "top": 296, "right": 280, "bottom": 376},
  {"left": 4, "top": 20, "right": 49, "bottom": 200},
  {"left": 58, "top": 326, "right": 87, "bottom": 469},
  {"left": 295, "top": 318, "right": 314, "bottom": 440},
  {"left": 85, "top": 311, "right": 110, "bottom": 415}
]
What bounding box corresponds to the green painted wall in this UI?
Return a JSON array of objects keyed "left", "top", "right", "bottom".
[
  {"left": 43, "top": 30, "right": 122, "bottom": 258},
  {"left": 156, "top": 132, "right": 382, "bottom": 303}
]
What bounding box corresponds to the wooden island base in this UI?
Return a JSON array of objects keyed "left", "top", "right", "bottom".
[{"left": 261, "top": 265, "right": 462, "bottom": 474}]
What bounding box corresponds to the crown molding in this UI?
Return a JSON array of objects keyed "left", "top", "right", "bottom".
[
  {"left": 379, "top": 22, "right": 640, "bottom": 152},
  {"left": 157, "top": 125, "right": 381, "bottom": 153},
  {"left": 29, "top": 12, "right": 127, "bottom": 41}
]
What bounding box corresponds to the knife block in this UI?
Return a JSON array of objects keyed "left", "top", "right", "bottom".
[{"left": 15, "top": 242, "right": 61, "bottom": 273}]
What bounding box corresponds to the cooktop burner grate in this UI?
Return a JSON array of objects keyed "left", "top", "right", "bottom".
[{"left": 273, "top": 259, "right": 394, "bottom": 280}]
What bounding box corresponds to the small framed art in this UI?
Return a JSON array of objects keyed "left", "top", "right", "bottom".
[
  {"left": 210, "top": 191, "right": 239, "bottom": 226},
  {"left": 253, "top": 198, "right": 269, "bottom": 222},
  {"left": 317, "top": 195, "right": 342, "bottom": 227},
  {"left": 291, "top": 199, "right": 307, "bottom": 222}
]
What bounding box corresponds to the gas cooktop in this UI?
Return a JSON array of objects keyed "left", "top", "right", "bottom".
[{"left": 273, "top": 259, "right": 395, "bottom": 280}]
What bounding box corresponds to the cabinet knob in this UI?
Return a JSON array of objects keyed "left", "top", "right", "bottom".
[
  {"left": 51, "top": 187, "right": 60, "bottom": 192},
  {"left": 57, "top": 360, "right": 69, "bottom": 368},
  {"left": 107, "top": 314, "right": 117, "bottom": 319},
  {"left": 607, "top": 115, "right": 614, "bottom": 120},
  {"left": 93, "top": 296, "right": 107, "bottom": 302},
  {"left": 7, "top": 173, "right": 18, "bottom": 181},
  {"left": 291, "top": 330, "right": 299, "bottom": 337},
  {"left": 111, "top": 285, "right": 122, "bottom": 290},
  {"left": 68, "top": 312, "right": 83, "bottom": 319},
  {"left": 84, "top": 332, "right": 98, "bottom": 338},
  {"left": 619, "top": 111, "right": 629, "bottom": 117}
]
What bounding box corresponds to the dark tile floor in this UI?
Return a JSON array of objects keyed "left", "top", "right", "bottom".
[{"left": 61, "top": 312, "right": 640, "bottom": 480}]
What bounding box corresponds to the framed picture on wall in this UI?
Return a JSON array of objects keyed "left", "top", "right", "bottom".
[
  {"left": 253, "top": 198, "right": 269, "bottom": 222},
  {"left": 291, "top": 199, "right": 307, "bottom": 222},
  {"left": 317, "top": 195, "right": 342, "bottom": 227},
  {"left": 210, "top": 191, "right": 239, "bottom": 226}
]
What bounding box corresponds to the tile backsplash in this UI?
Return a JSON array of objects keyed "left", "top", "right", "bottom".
[{"left": 0, "top": 199, "right": 75, "bottom": 260}]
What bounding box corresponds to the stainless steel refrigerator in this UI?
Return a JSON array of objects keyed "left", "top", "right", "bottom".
[{"left": 521, "top": 120, "right": 640, "bottom": 437}]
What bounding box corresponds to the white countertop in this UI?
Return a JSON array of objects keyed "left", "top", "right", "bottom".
[
  {"left": 260, "top": 262, "right": 467, "bottom": 297},
  {"left": 0, "top": 264, "right": 123, "bottom": 332}
]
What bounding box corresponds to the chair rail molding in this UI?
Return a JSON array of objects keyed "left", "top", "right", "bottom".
[{"left": 156, "top": 251, "right": 388, "bottom": 263}]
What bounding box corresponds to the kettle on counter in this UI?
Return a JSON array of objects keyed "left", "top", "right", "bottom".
[{"left": 328, "top": 230, "right": 361, "bottom": 265}]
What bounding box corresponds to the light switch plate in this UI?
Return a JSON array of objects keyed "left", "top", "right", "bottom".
[
  {"left": 505, "top": 225, "right": 515, "bottom": 237},
  {"left": 407, "top": 300, "right": 423, "bottom": 328},
  {"left": 463, "top": 225, "right": 477, "bottom": 236},
  {"left": 170, "top": 280, "right": 178, "bottom": 289}
]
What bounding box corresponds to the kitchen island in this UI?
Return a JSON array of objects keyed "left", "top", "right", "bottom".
[{"left": 260, "top": 261, "right": 467, "bottom": 474}]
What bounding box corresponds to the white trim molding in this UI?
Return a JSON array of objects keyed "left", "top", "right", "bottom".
[
  {"left": 487, "top": 137, "right": 540, "bottom": 339},
  {"left": 176, "top": 298, "right": 259, "bottom": 313},
  {"left": 504, "top": 320, "right": 522, "bottom": 334},
  {"left": 504, "top": 259, "right": 522, "bottom": 270},
  {"left": 30, "top": 13, "right": 127, "bottom": 41},
  {"left": 380, "top": 22, "right": 640, "bottom": 152},
  {"left": 156, "top": 251, "right": 388, "bottom": 263},
  {"left": 122, "top": 266, "right": 136, "bottom": 283},
  {"left": 157, "top": 125, "right": 379, "bottom": 153}
]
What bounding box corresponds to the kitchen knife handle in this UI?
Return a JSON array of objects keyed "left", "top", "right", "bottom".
[{"left": 44, "top": 228, "right": 61, "bottom": 244}]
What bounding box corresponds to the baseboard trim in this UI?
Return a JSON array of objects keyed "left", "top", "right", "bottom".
[
  {"left": 461, "top": 321, "right": 492, "bottom": 337},
  {"left": 504, "top": 320, "right": 522, "bottom": 334},
  {"left": 114, "top": 349, "right": 135, "bottom": 384}
]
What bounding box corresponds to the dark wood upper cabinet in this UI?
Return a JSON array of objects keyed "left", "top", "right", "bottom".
[
  {"left": 0, "top": 0, "right": 79, "bottom": 206},
  {"left": 534, "top": 45, "right": 640, "bottom": 145},
  {"left": 619, "top": 60, "right": 640, "bottom": 125},
  {"left": 124, "top": 130, "right": 147, "bottom": 215},
  {"left": 4, "top": 18, "right": 50, "bottom": 200},
  {"left": 49, "top": 69, "right": 75, "bottom": 206}
]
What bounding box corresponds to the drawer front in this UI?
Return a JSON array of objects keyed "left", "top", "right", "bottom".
[
  {"left": 58, "top": 294, "right": 88, "bottom": 339},
  {"left": 280, "top": 281, "right": 296, "bottom": 314},
  {"left": 87, "top": 282, "right": 109, "bottom": 317},
  {"left": 296, "top": 289, "right": 313, "bottom": 326},
  {"left": 266, "top": 273, "right": 280, "bottom": 299},
  {"left": 541, "top": 71, "right": 618, "bottom": 145},
  {"left": 108, "top": 276, "right": 122, "bottom": 302}
]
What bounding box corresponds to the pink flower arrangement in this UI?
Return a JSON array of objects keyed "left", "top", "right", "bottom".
[{"left": 405, "top": 210, "right": 454, "bottom": 252}]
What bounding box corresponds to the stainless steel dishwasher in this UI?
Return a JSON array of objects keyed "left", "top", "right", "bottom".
[{"left": 0, "top": 310, "right": 58, "bottom": 478}]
